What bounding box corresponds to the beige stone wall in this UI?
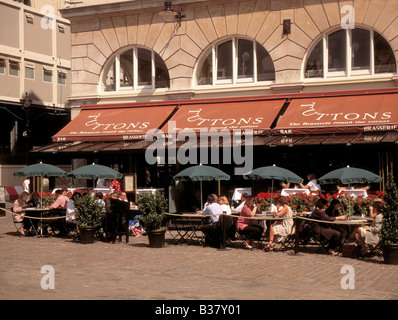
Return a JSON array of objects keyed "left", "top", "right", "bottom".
[{"left": 67, "top": 0, "right": 398, "bottom": 100}]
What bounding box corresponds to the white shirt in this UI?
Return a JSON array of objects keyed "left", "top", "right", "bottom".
[
  {"left": 307, "top": 179, "right": 321, "bottom": 192},
  {"left": 202, "top": 202, "right": 223, "bottom": 223},
  {"left": 220, "top": 203, "right": 232, "bottom": 215},
  {"left": 66, "top": 200, "right": 76, "bottom": 221}
]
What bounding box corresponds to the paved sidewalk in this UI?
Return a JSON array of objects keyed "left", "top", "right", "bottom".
[{"left": 0, "top": 210, "right": 397, "bottom": 301}]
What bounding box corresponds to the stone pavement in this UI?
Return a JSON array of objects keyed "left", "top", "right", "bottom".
[{"left": 1, "top": 209, "right": 398, "bottom": 301}]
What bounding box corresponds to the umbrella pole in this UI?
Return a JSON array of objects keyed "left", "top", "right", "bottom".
[
  {"left": 200, "top": 181, "right": 203, "bottom": 210},
  {"left": 271, "top": 179, "right": 274, "bottom": 213}
]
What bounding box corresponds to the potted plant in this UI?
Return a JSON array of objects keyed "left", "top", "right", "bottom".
[
  {"left": 74, "top": 195, "right": 104, "bottom": 244},
  {"left": 380, "top": 176, "right": 398, "bottom": 264},
  {"left": 137, "top": 192, "right": 168, "bottom": 248}
]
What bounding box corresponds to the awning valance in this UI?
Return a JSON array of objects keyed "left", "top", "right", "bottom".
[
  {"left": 163, "top": 99, "right": 286, "bottom": 136},
  {"left": 274, "top": 93, "right": 398, "bottom": 135},
  {"left": 52, "top": 105, "right": 176, "bottom": 142}
]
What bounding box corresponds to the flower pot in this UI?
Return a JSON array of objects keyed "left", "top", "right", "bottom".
[
  {"left": 382, "top": 243, "right": 398, "bottom": 265},
  {"left": 79, "top": 226, "right": 97, "bottom": 244},
  {"left": 147, "top": 229, "right": 166, "bottom": 248}
]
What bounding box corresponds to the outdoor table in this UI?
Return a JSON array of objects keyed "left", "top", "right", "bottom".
[
  {"left": 220, "top": 213, "right": 285, "bottom": 249},
  {"left": 281, "top": 188, "right": 310, "bottom": 196},
  {"left": 293, "top": 215, "right": 373, "bottom": 254},
  {"left": 23, "top": 207, "right": 50, "bottom": 237},
  {"left": 166, "top": 213, "right": 210, "bottom": 246},
  {"left": 338, "top": 189, "right": 368, "bottom": 198}
]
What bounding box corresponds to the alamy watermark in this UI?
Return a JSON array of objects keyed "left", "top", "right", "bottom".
[
  {"left": 340, "top": 265, "right": 355, "bottom": 290},
  {"left": 145, "top": 121, "right": 254, "bottom": 175},
  {"left": 40, "top": 265, "right": 55, "bottom": 290}
]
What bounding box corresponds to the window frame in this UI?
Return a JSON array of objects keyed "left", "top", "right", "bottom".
[
  {"left": 195, "top": 36, "right": 275, "bottom": 87},
  {"left": 303, "top": 27, "right": 395, "bottom": 80},
  {"left": 101, "top": 46, "right": 169, "bottom": 93}
]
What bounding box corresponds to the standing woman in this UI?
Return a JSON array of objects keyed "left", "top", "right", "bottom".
[
  {"left": 265, "top": 196, "right": 294, "bottom": 252},
  {"left": 13, "top": 191, "right": 31, "bottom": 235},
  {"left": 236, "top": 196, "right": 263, "bottom": 249},
  {"left": 299, "top": 173, "right": 321, "bottom": 195}
]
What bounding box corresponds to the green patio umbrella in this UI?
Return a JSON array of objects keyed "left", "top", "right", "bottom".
[
  {"left": 243, "top": 164, "right": 304, "bottom": 210},
  {"left": 13, "top": 162, "right": 67, "bottom": 204},
  {"left": 173, "top": 164, "right": 230, "bottom": 209},
  {"left": 66, "top": 163, "right": 123, "bottom": 180},
  {"left": 13, "top": 162, "right": 66, "bottom": 177},
  {"left": 318, "top": 165, "right": 382, "bottom": 185},
  {"left": 319, "top": 165, "right": 382, "bottom": 215}
]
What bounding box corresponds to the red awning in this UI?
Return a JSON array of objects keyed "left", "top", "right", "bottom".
[
  {"left": 162, "top": 99, "right": 285, "bottom": 136},
  {"left": 52, "top": 105, "right": 176, "bottom": 142},
  {"left": 274, "top": 93, "right": 398, "bottom": 135}
]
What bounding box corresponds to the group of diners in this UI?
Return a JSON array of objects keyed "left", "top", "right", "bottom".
[
  {"left": 12, "top": 186, "right": 130, "bottom": 237},
  {"left": 196, "top": 192, "right": 384, "bottom": 257}
]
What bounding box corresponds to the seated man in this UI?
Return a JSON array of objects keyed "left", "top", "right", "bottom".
[
  {"left": 48, "top": 189, "right": 69, "bottom": 210},
  {"left": 197, "top": 194, "right": 223, "bottom": 247}
]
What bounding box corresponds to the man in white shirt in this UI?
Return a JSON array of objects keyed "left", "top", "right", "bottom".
[{"left": 198, "top": 194, "right": 223, "bottom": 223}]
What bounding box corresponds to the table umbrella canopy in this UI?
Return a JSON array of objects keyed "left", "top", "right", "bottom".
[
  {"left": 243, "top": 164, "right": 303, "bottom": 184},
  {"left": 13, "top": 162, "right": 66, "bottom": 177},
  {"left": 173, "top": 164, "right": 230, "bottom": 182},
  {"left": 66, "top": 163, "right": 122, "bottom": 180},
  {"left": 173, "top": 164, "right": 230, "bottom": 209},
  {"left": 318, "top": 166, "right": 382, "bottom": 185}
]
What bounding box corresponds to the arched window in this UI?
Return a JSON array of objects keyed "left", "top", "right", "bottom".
[
  {"left": 102, "top": 47, "right": 170, "bottom": 92},
  {"left": 196, "top": 37, "right": 275, "bottom": 86},
  {"left": 305, "top": 28, "right": 396, "bottom": 79}
]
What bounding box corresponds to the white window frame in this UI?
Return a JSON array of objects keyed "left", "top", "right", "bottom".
[
  {"left": 102, "top": 46, "right": 168, "bottom": 93},
  {"left": 196, "top": 37, "right": 274, "bottom": 87},
  {"left": 304, "top": 27, "right": 394, "bottom": 80},
  {"left": 25, "top": 62, "right": 35, "bottom": 80},
  {"left": 43, "top": 66, "right": 53, "bottom": 83},
  {"left": 9, "top": 60, "right": 20, "bottom": 77}
]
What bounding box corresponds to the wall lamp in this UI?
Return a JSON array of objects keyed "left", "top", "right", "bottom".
[{"left": 159, "top": 2, "right": 185, "bottom": 27}]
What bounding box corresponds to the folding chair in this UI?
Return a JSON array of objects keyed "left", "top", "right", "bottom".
[{"left": 11, "top": 208, "right": 25, "bottom": 236}]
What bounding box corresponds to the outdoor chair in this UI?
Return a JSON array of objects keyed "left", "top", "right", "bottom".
[
  {"left": 11, "top": 208, "right": 24, "bottom": 236},
  {"left": 45, "top": 209, "right": 68, "bottom": 237},
  {"left": 106, "top": 199, "right": 131, "bottom": 243}
]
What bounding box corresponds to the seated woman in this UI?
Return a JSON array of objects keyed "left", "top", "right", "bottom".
[
  {"left": 311, "top": 198, "right": 347, "bottom": 256},
  {"left": 218, "top": 195, "right": 231, "bottom": 214},
  {"left": 236, "top": 196, "right": 263, "bottom": 249},
  {"left": 350, "top": 201, "right": 383, "bottom": 256},
  {"left": 26, "top": 191, "right": 41, "bottom": 232},
  {"left": 265, "top": 196, "right": 294, "bottom": 252},
  {"left": 13, "top": 191, "right": 31, "bottom": 235}
]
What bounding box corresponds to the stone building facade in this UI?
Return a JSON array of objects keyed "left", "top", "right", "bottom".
[{"left": 61, "top": 0, "right": 398, "bottom": 114}]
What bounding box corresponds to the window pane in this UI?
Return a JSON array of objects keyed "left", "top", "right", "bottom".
[
  {"left": 305, "top": 40, "right": 323, "bottom": 78},
  {"left": 0, "top": 60, "right": 4, "bottom": 74},
  {"left": 198, "top": 49, "right": 212, "bottom": 85},
  {"left": 238, "top": 39, "right": 253, "bottom": 79},
  {"left": 257, "top": 44, "right": 275, "bottom": 81},
  {"left": 43, "top": 69, "right": 52, "bottom": 82},
  {"left": 138, "top": 48, "right": 152, "bottom": 86},
  {"left": 58, "top": 72, "right": 66, "bottom": 85},
  {"left": 155, "top": 52, "right": 169, "bottom": 89},
  {"left": 352, "top": 29, "right": 370, "bottom": 70},
  {"left": 374, "top": 32, "right": 397, "bottom": 73},
  {"left": 217, "top": 40, "right": 232, "bottom": 80},
  {"left": 9, "top": 62, "right": 19, "bottom": 77},
  {"left": 328, "top": 30, "right": 346, "bottom": 72},
  {"left": 103, "top": 61, "right": 115, "bottom": 91},
  {"left": 120, "top": 49, "right": 134, "bottom": 87},
  {"left": 25, "top": 66, "right": 34, "bottom": 79}
]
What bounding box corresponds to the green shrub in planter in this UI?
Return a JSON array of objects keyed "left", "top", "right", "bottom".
[
  {"left": 381, "top": 176, "right": 398, "bottom": 245},
  {"left": 137, "top": 192, "right": 167, "bottom": 232},
  {"left": 74, "top": 195, "right": 104, "bottom": 228},
  {"left": 380, "top": 176, "right": 398, "bottom": 264}
]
